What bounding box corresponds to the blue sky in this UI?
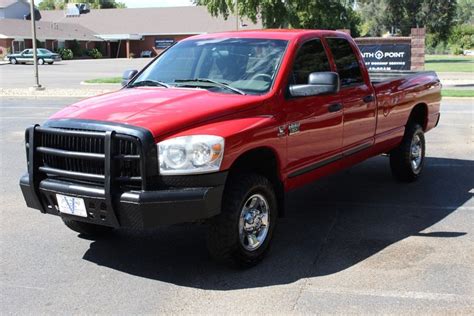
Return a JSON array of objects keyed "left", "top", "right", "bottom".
[{"left": 118, "top": 0, "right": 194, "bottom": 7}]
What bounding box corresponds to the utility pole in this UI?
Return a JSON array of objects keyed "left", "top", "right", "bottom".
[
  {"left": 29, "top": 0, "right": 44, "bottom": 90},
  {"left": 235, "top": 0, "right": 238, "bottom": 31}
]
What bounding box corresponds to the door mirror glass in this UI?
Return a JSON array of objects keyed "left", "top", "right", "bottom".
[
  {"left": 121, "top": 69, "right": 138, "bottom": 86},
  {"left": 289, "top": 71, "right": 340, "bottom": 97}
]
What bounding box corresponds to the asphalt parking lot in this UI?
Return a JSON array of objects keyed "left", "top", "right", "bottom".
[
  {"left": 0, "top": 58, "right": 150, "bottom": 89},
  {"left": 0, "top": 97, "right": 473, "bottom": 314}
]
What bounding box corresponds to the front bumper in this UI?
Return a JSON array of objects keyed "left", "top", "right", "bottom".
[
  {"left": 20, "top": 173, "right": 226, "bottom": 228},
  {"left": 19, "top": 120, "right": 226, "bottom": 229}
]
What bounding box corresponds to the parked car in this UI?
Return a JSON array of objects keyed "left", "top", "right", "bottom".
[
  {"left": 6, "top": 48, "right": 61, "bottom": 65},
  {"left": 20, "top": 30, "right": 441, "bottom": 267}
]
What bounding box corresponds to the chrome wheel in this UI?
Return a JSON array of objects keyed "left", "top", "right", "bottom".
[
  {"left": 410, "top": 134, "right": 423, "bottom": 172},
  {"left": 239, "top": 194, "right": 270, "bottom": 251}
]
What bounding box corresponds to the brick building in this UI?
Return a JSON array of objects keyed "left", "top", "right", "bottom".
[
  {"left": 40, "top": 6, "right": 261, "bottom": 58},
  {"left": 0, "top": 0, "right": 103, "bottom": 56}
]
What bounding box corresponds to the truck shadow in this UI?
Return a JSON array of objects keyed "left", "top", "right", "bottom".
[{"left": 82, "top": 156, "right": 473, "bottom": 290}]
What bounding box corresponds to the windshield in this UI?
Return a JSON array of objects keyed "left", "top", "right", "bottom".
[{"left": 131, "top": 38, "right": 288, "bottom": 95}]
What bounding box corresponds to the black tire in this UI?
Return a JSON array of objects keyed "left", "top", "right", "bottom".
[
  {"left": 207, "top": 173, "right": 278, "bottom": 268},
  {"left": 390, "top": 123, "right": 425, "bottom": 182},
  {"left": 62, "top": 218, "right": 114, "bottom": 237},
  {"left": 10, "top": 58, "right": 17, "bottom": 64},
  {"left": 38, "top": 58, "right": 44, "bottom": 65},
  {"left": 47, "top": 61, "right": 54, "bottom": 65}
]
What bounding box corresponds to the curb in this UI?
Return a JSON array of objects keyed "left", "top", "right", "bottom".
[{"left": 0, "top": 88, "right": 115, "bottom": 98}]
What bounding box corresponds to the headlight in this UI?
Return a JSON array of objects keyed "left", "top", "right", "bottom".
[{"left": 158, "top": 135, "right": 224, "bottom": 175}]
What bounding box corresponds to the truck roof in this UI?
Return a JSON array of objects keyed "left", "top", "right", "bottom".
[{"left": 186, "top": 29, "right": 349, "bottom": 41}]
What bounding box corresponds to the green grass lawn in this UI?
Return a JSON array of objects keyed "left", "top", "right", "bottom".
[
  {"left": 442, "top": 89, "right": 474, "bottom": 97},
  {"left": 84, "top": 77, "right": 122, "bottom": 84},
  {"left": 425, "top": 55, "right": 474, "bottom": 72}
]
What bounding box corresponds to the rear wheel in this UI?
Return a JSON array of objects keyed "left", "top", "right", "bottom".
[
  {"left": 62, "top": 218, "right": 114, "bottom": 237},
  {"left": 38, "top": 58, "right": 45, "bottom": 65},
  {"left": 390, "top": 123, "right": 425, "bottom": 182},
  {"left": 207, "top": 173, "right": 278, "bottom": 268},
  {"left": 9, "top": 58, "right": 17, "bottom": 64},
  {"left": 47, "top": 61, "right": 54, "bottom": 65}
]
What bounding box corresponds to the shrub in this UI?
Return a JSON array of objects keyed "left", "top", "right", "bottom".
[
  {"left": 55, "top": 48, "right": 73, "bottom": 60},
  {"left": 449, "top": 24, "right": 474, "bottom": 50},
  {"left": 450, "top": 45, "right": 464, "bottom": 55},
  {"left": 69, "top": 40, "right": 83, "bottom": 57},
  {"left": 86, "top": 48, "right": 102, "bottom": 59}
]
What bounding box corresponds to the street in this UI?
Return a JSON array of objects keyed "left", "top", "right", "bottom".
[{"left": 0, "top": 97, "right": 473, "bottom": 314}]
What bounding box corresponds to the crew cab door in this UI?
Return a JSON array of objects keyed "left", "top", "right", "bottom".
[
  {"left": 285, "top": 38, "right": 343, "bottom": 177},
  {"left": 325, "top": 37, "right": 377, "bottom": 153}
]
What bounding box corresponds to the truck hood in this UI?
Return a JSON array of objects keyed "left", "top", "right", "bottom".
[{"left": 49, "top": 87, "right": 266, "bottom": 138}]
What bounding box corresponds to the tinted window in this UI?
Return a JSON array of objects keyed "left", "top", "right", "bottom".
[
  {"left": 291, "top": 39, "right": 331, "bottom": 85},
  {"left": 326, "top": 38, "right": 364, "bottom": 87}
]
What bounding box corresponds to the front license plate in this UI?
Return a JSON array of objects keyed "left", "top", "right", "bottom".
[{"left": 56, "top": 194, "right": 87, "bottom": 218}]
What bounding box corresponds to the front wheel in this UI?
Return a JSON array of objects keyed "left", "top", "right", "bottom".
[
  {"left": 62, "top": 218, "right": 114, "bottom": 237},
  {"left": 47, "top": 61, "right": 54, "bottom": 65},
  {"left": 38, "top": 58, "right": 45, "bottom": 65},
  {"left": 390, "top": 123, "right": 425, "bottom": 182},
  {"left": 207, "top": 173, "right": 278, "bottom": 268}
]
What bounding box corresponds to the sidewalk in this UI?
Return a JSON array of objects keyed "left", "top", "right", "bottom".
[{"left": 437, "top": 72, "right": 474, "bottom": 88}]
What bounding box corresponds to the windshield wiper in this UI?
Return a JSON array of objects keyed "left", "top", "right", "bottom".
[
  {"left": 129, "top": 79, "right": 170, "bottom": 88},
  {"left": 174, "top": 78, "right": 246, "bottom": 95}
]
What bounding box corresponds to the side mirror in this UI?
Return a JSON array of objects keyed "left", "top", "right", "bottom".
[
  {"left": 289, "top": 72, "right": 340, "bottom": 97},
  {"left": 121, "top": 69, "right": 138, "bottom": 86}
]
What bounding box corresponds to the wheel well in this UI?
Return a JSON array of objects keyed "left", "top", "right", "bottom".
[
  {"left": 228, "top": 147, "right": 285, "bottom": 216},
  {"left": 408, "top": 103, "right": 428, "bottom": 131}
]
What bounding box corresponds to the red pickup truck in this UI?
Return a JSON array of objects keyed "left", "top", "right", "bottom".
[{"left": 20, "top": 30, "right": 441, "bottom": 267}]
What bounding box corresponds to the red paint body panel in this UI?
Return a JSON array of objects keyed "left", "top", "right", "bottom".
[{"left": 48, "top": 30, "right": 441, "bottom": 192}]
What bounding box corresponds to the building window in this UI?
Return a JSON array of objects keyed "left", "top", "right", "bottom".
[{"left": 12, "top": 40, "right": 25, "bottom": 53}]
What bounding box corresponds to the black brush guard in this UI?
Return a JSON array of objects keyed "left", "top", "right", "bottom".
[{"left": 19, "top": 120, "right": 225, "bottom": 229}]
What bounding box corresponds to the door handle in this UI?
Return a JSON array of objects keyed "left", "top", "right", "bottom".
[
  {"left": 328, "top": 103, "right": 342, "bottom": 112},
  {"left": 363, "top": 95, "right": 375, "bottom": 103}
]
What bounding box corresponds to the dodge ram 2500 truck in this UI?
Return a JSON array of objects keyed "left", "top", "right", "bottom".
[{"left": 20, "top": 30, "right": 441, "bottom": 267}]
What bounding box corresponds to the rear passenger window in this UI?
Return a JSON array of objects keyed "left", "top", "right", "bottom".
[
  {"left": 291, "top": 39, "right": 331, "bottom": 85},
  {"left": 326, "top": 38, "right": 364, "bottom": 87}
]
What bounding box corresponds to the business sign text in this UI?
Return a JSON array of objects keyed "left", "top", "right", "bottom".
[
  {"left": 155, "top": 39, "right": 175, "bottom": 49},
  {"left": 358, "top": 43, "right": 411, "bottom": 70}
]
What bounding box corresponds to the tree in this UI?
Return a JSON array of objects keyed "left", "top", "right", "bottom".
[
  {"left": 456, "top": 0, "right": 474, "bottom": 24},
  {"left": 38, "top": 0, "right": 126, "bottom": 10},
  {"left": 357, "top": 0, "right": 387, "bottom": 36},
  {"left": 356, "top": 0, "right": 457, "bottom": 42},
  {"left": 421, "top": 0, "right": 457, "bottom": 42},
  {"left": 38, "top": 0, "right": 63, "bottom": 10},
  {"left": 288, "top": 0, "right": 361, "bottom": 35},
  {"left": 195, "top": 0, "right": 360, "bottom": 34}
]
